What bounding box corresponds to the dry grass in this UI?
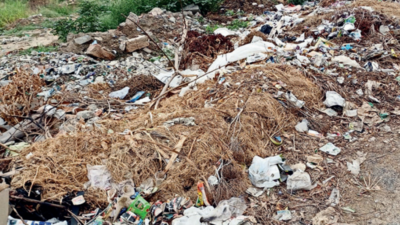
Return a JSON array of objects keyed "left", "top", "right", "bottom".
[
  {"left": 351, "top": 0, "right": 400, "bottom": 18},
  {"left": 11, "top": 64, "right": 323, "bottom": 208},
  {"left": 0, "top": 70, "right": 45, "bottom": 125}
]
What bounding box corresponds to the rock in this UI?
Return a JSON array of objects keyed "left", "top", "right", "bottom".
[
  {"left": 76, "top": 111, "right": 95, "bottom": 120},
  {"left": 169, "top": 17, "right": 176, "bottom": 23},
  {"left": 74, "top": 35, "right": 93, "bottom": 45},
  {"left": 143, "top": 47, "right": 152, "bottom": 54},
  {"left": 125, "top": 36, "right": 149, "bottom": 53},
  {"left": 382, "top": 125, "right": 391, "bottom": 132},
  {"left": 85, "top": 44, "right": 115, "bottom": 60},
  {"left": 183, "top": 4, "right": 200, "bottom": 14},
  {"left": 125, "top": 12, "right": 139, "bottom": 29},
  {"left": 149, "top": 7, "right": 164, "bottom": 16},
  {"left": 323, "top": 91, "right": 345, "bottom": 107}
]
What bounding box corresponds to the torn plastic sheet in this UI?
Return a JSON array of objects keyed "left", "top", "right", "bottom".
[
  {"left": 285, "top": 92, "right": 305, "bottom": 108},
  {"left": 214, "top": 27, "right": 240, "bottom": 37},
  {"left": 320, "top": 142, "right": 341, "bottom": 156},
  {"left": 249, "top": 155, "right": 283, "bottom": 189},
  {"left": 109, "top": 87, "right": 130, "bottom": 99},
  {"left": 332, "top": 55, "right": 361, "bottom": 68},
  {"left": 7, "top": 217, "right": 68, "bottom": 225},
  {"left": 205, "top": 41, "right": 275, "bottom": 83},
  {"left": 347, "top": 151, "right": 367, "bottom": 175},
  {"left": 153, "top": 70, "right": 183, "bottom": 88},
  {"left": 200, "top": 197, "right": 247, "bottom": 223},
  {"left": 179, "top": 69, "right": 205, "bottom": 97},
  {"left": 287, "top": 170, "right": 317, "bottom": 191}
]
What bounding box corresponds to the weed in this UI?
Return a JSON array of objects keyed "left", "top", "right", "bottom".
[
  {"left": 227, "top": 19, "right": 248, "bottom": 30},
  {"left": 0, "top": 24, "right": 39, "bottom": 36},
  {"left": 40, "top": 3, "right": 76, "bottom": 18},
  {"left": 0, "top": 0, "right": 30, "bottom": 28},
  {"left": 225, "top": 10, "right": 235, "bottom": 16},
  {"left": 197, "top": 16, "right": 205, "bottom": 24},
  {"left": 205, "top": 24, "right": 220, "bottom": 34},
  {"left": 19, "top": 45, "right": 59, "bottom": 55}
]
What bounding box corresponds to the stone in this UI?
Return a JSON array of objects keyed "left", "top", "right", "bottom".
[
  {"left": 76, "top": 111, "right": 95, "bottom": 120},
  {"left": 125, "top": 12, "right": 139, "bottom": 29},
  {"left": 74, "top": 35, "right": 93, "bottom": 45},
  {"left": 169, "top": 17, "right": 176, "bottom": 23},
  {"left": 125, "top": 36, "right": 149, "bottom": 53},
  {"left": 85, "top": 44, "right": 115, "bottom": 60},
  {"left": 183, "top": 4, "right": 200, "bottom": 14}
]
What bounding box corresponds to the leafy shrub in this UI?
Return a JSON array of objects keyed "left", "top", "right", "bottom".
[
  {"left": 52, "top": 1, "right": 107, "bottom": 41},
  {"left": 205, "top": 24, "right": 220, "bottom": 34}
]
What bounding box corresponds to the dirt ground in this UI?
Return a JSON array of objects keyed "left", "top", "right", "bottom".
[{"left": 341, "top": 129, "right": 400, "bottom": 224}]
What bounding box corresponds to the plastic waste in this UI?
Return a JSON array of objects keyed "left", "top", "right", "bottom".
[
  {"left": 87, "top": 165, "right": 112, "bottom": 190},
  {"left": 287, "top": 170, "right": 316, "bottom": 191},
  {"left": 347, "top": 151, "right": 367, "bottom": 175},
  {"left": 323, "top": 91, "right": 345, "bottom": 107},
  {"left": 163, "top": 117, "right": 196, "bottom": 127},
  {"left": 319, "top": 142, "right": 341, "bottom": 156},
  {"left": 285, "top": 91, "right": 305, "bottom": 108},
  {"left": 109, "top": 87, "right": 130, "bottom": 99},
  {"left": 206, "top": 41, "right": 275, "bottom": 83},
  {"left": 200, "top": 197, "right": 247, "bottom": 223},
  {"left": 128, "top": 192, "right": 151, "bottom": 219},
  {"left": 153, "top": 70, "right": 182, "bottom": 88},
  {"left": 332, "top": 55, "right": 361, "bottom": 68},
  {"left": 7, "top": 217, "right": 67, "bottom": 225},
  {"left": 127, "top": 91, "right": 145, "bottom": 103},
  {"left": 328, "top": 188, "right": 340, "bottom": 207},
  {"left": 196, "top": 182, "right": 210, "bottom": 207},
  {"left": 275, "top": 210, "right": 292, "bottom": 221},
  {"left": 248, "top": 155, "right": 284, "bottom": 189},
  {"left": 260, "top": 24, "right": 273, "bottom": 34}
]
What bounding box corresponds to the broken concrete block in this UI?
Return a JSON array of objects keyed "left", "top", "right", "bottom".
[
  {"left": 74, "top": 35, "right": 93, "bottom": 45},
  {"left": 125, "top": 12, "right": 139, "bottom": 28},
  {"left": 86, "top": 44, "right": 115, "bottom": 60},
  {"left": 125, "top": 36, "right": 149, "bottom": 52}
]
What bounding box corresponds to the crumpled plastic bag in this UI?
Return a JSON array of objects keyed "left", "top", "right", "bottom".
[
  {"left": 249, "top": 155, "right": 283, "bottom": 189},
  {"left": 87, "top": 165, "right": 112, "bottom": 190},
  {"left": 200, "top": 197, "right": 247, "bottom": 223}
]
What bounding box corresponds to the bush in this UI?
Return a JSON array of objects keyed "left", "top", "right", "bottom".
[
  {"left": 227, "top": 19, "right": 248, "bottom": 30},
  {"left": 52, "top": 1, "right": 107, "bottom": 41},
  {"left": 0, "top": 0, "right": 30, "bottom": 27}
]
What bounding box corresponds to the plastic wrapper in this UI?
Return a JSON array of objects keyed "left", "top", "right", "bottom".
[
  {"left": 87, "top": 165, "right": 112, "bottom": 190},
  {"left": 248, "top": 155, "right": 283, "bottom": 189}
]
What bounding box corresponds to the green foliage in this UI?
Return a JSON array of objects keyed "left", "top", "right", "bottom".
[
  {"left": 0, "top": 0, "right": 30, "bottom": 28},
  {"left": 19, "top": 45, "right": 59, "bottom": 55},
  {"left": 0, "top": 24, "right": 38, "bottom": 36},
  {"left": 227, "top": 19, "right": 248, "bottom": 30},
  {"left": 51, "top": 1, "right": 108, "bottom": 42},
  {"left": 287, "top": 0, "right": 306, "bottom": 5},
  {"left": 205, "top": 24, "right": 219, "bottom": 34},
  {"left": 225, "top": 9, "right": 244, "bottom": 16},
  {"left": 39, "top": 3, "right": 76, "bottom": 18},
  {"left": 197, "top": 16, "right": 205, "bottom": 24}
]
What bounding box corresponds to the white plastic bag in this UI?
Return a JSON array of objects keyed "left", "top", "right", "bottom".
[
  {"left": 87, "top": 165, "right": 112, "bottom": 190},
  {"left": 201, "top": 197, "right": 247, "bottom": 223},
  {"left": 109, "top": 87, "right": 130, "bottom": 99},
  {"left": 248, "top": 155, "right": 283, "bottom": 189}
]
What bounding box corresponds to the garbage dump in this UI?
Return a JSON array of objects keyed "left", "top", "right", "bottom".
[{"left": 1, "top": 0, "right": 400, "bottom": 224}]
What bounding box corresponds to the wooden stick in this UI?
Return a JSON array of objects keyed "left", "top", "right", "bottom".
[
  {"left": 13, "top": 207, "right": 28, "bottom": 225},
  {"left": 10, "top": 196, "right": 66, "bottom": 208},
  {"left": 188, "top": 137, "right": 197, "bottom": 158},
  {"left": 164, "top": 135, "right": 187, "bottom": 172}
]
